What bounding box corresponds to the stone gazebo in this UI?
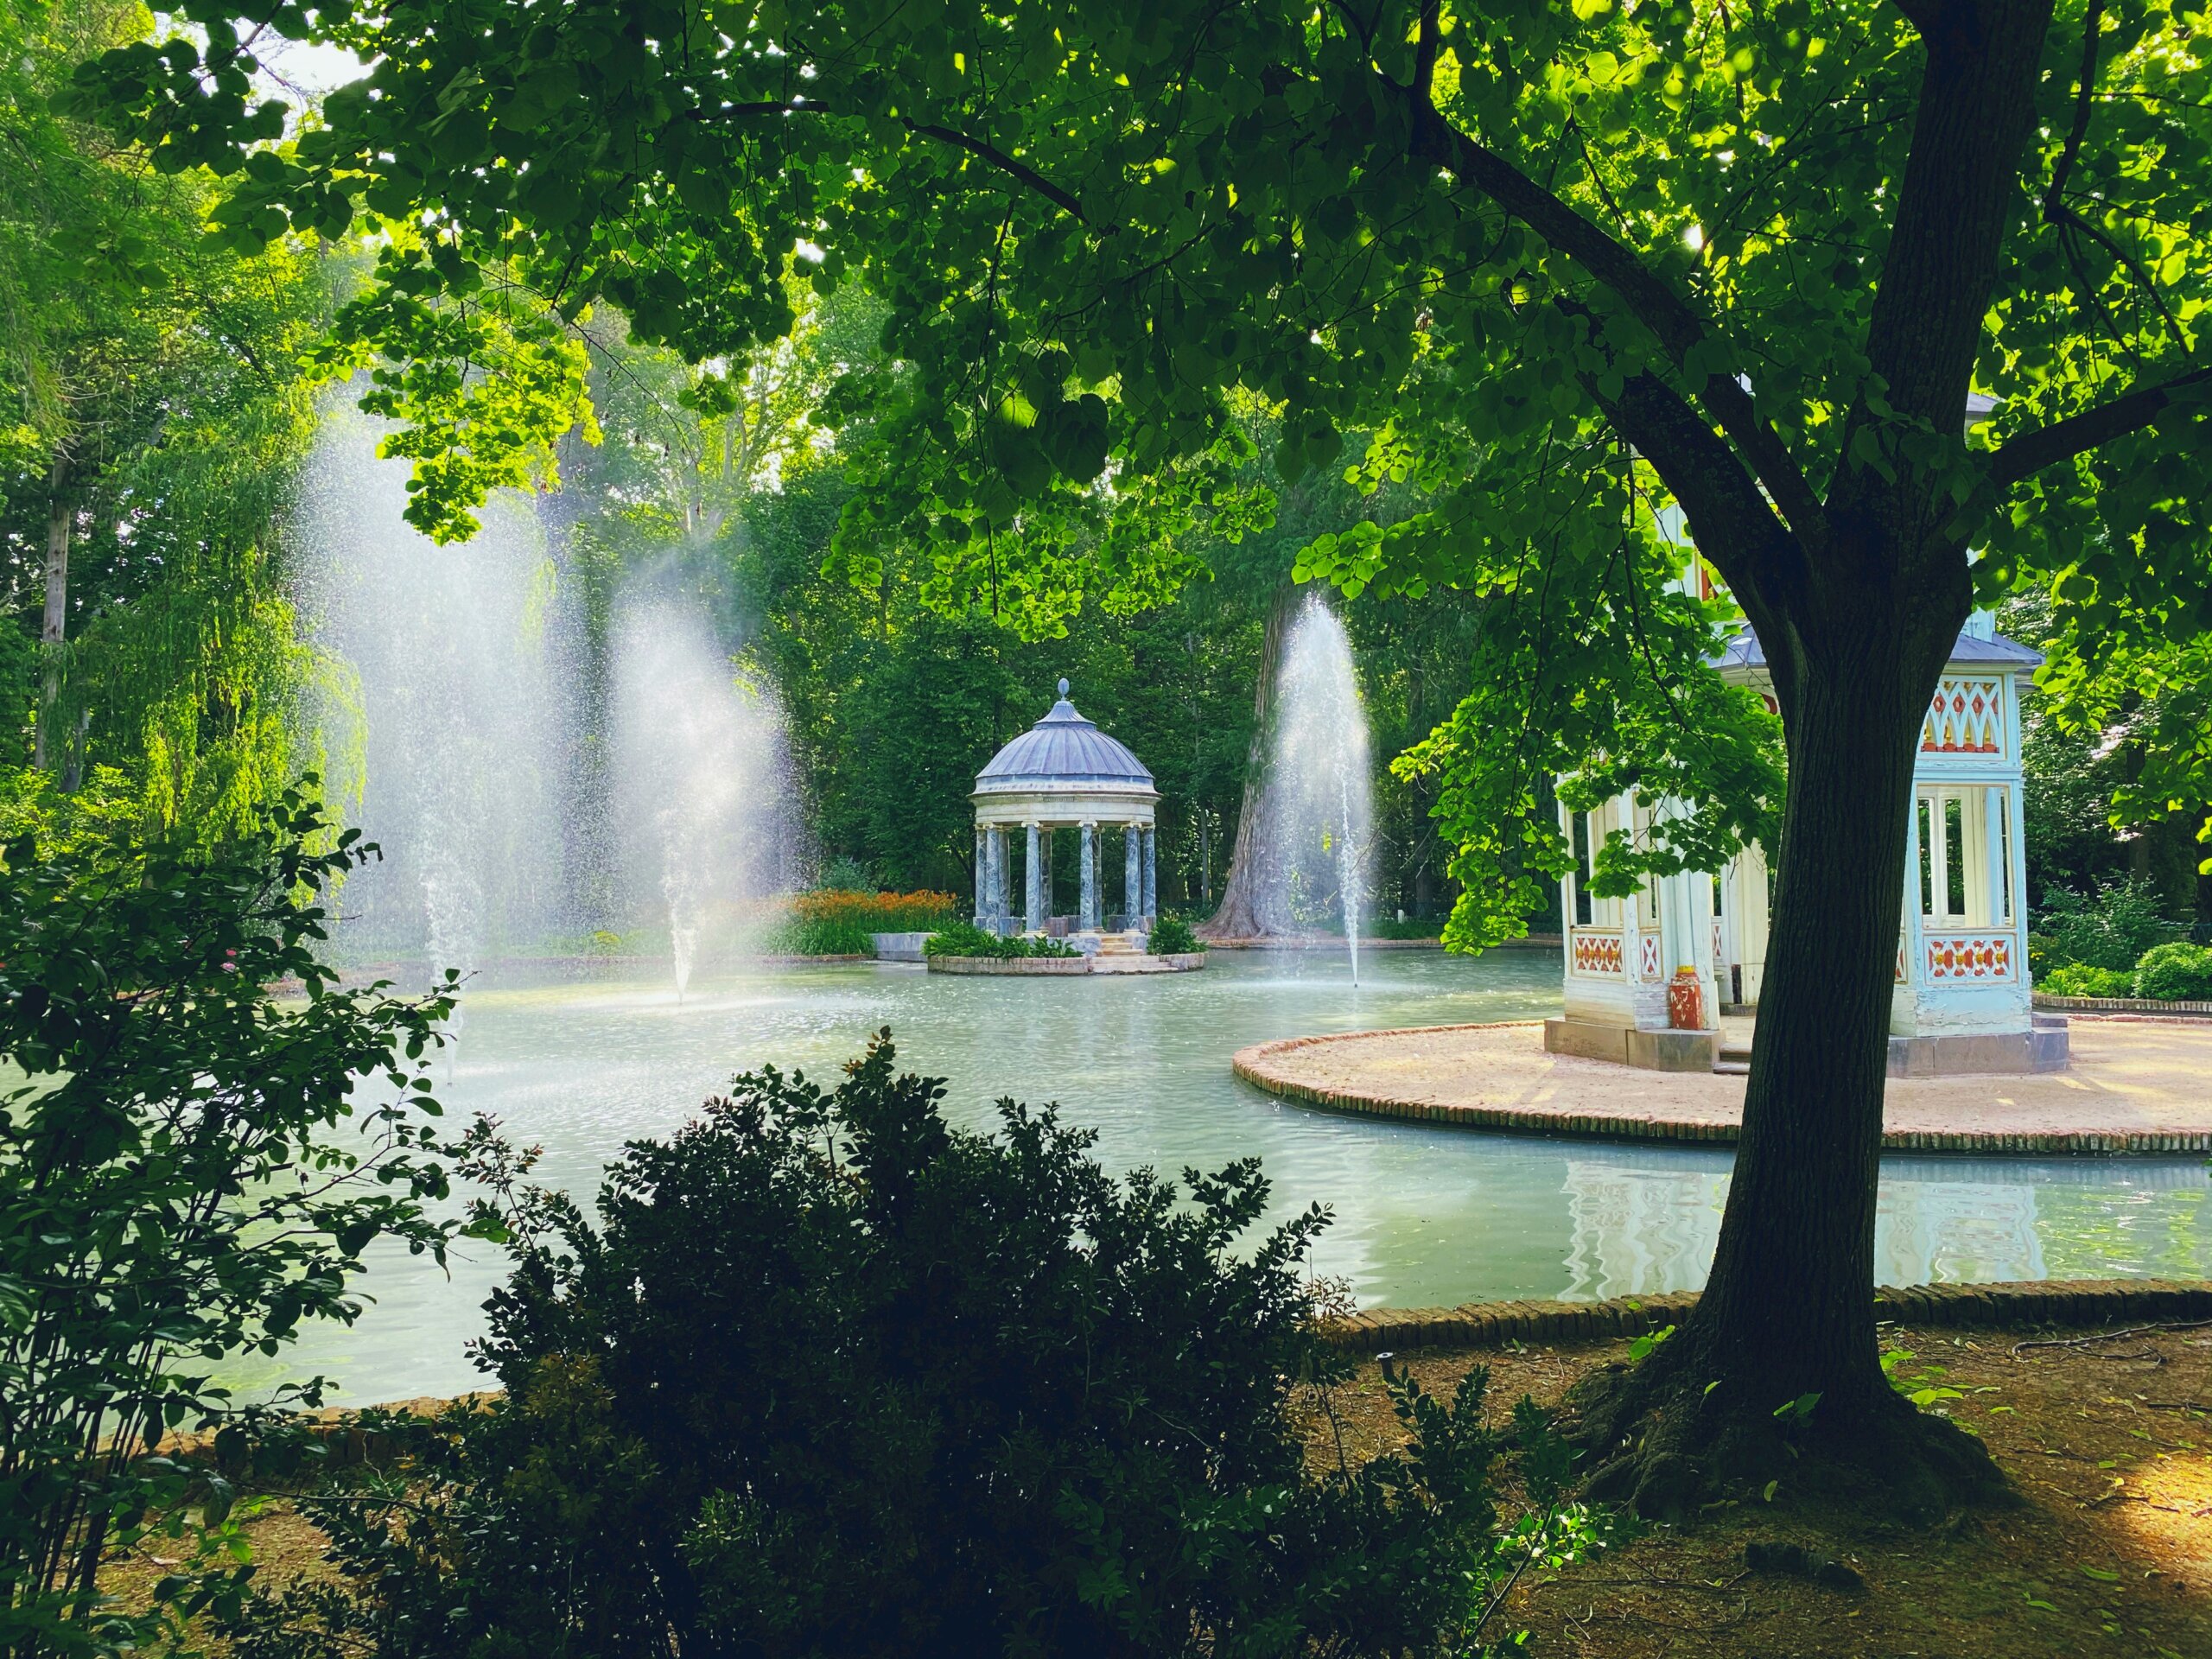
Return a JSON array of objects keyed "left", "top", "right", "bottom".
[{"left": 971, "top": 680, "right": 1157, "bottom": 942}]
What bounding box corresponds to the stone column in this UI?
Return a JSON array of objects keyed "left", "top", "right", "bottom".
[
  {"left": 974, "top": 826, "right": 987, "bottom": 925},
  {"left": 1041, "top": 828, "right": 1055, "bottom": 919},
  {"left": 1025, "top": 823, "right": 1042, "bottom": 934},
  {"left": 1124, "top": 825, "right": 1141, "bottom": 931},
  {"left": 985, "top": 827, "right": 1006, "bottom": 933},
  {"left": 995, "top": 828, "right": 1012, "bottom": 931},
  {"left": 1079, "top": 821, "right": 1098, "bottom": 930},
  {"left": 1141, "top": 825, "right": 1157, "bottom": 925}
]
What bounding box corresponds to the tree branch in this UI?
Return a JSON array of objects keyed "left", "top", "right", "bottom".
[
  {"left": 1388, "top": 79, "right": 1827, "bottom": 547},
  {"left": 691, "top": 100, "right": 1100, "bottom": 228},
  {"left": 1414, "top": 2, "right": 1441, "bottom": 101},
  {"left": 1984, "top": 366, "right": 2212, "bottom": 490}
]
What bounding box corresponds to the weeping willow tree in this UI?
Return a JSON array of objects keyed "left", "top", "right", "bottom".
[{"left": 0, "top": 0, "right": 339, "bottom": 850}]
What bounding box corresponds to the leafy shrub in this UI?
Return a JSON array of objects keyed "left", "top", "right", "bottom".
[
  {"left": 2134, "top": 941, "right": 2212, "bottom": 1001},
  {"left": 0, "top": 791, "right": 467, "bottom": 1656},
  {"left": 2038, "top": 962, "right": 2136, "bottom": 998},
  {"left": 814, "top": 854, "right": 877, "bottom": 892},
  {"left": 924, "top": 918, "right": 1079, "bottom": 958},
  {"left": 1147, "top": 914, "right": 1205, "bottom": 955},
  {"left": 222, "top": 1038, "right": 1605, "bottom": 1658},
  {"left": 2034, "top": 877, "right": 2184, "bottom": 971},
  {"left": 1364, "top": 916, "right": 1444, "bottom": 941},
  {"left": 767, "top": 888, "right": 960, "bottom": 955}
]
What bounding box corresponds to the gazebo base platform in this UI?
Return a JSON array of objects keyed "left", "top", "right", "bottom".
[
  {"left": 1544, "top": 1014, "right": 2069, "bottom": 1077},
  {"left": 927, "top": 949, "right": 1206, "bottom": 976},
  {"left": 1231, "top": 1019, "right": 2211, "bottom": 1155}
]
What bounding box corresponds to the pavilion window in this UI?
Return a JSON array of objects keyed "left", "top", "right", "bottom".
[
  {"left": 1572, "top": 810, "right": 1593, "bottom": 926},
  {"left": 1916, "top": 786, "right": 1998, "bottom": 928},
  {"left": 1943, "top": 796, "right": 1967, "bottom": 917},
  {"left": 1994, "top": 788, "right": 2014, "bottom": 924}
]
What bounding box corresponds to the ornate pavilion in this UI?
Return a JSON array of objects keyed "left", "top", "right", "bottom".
[
  {"left": 1551, "top": 543, "right": 2065, "bottom": 1078},
  {"left": 970, "top": 681, "right": 1158, "bottom": 940}
]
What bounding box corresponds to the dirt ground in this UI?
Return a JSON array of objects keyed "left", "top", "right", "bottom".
[
  {"left": 1314, "top": 1319, "right": 2212, "bottom": 1659},
  {"left": 105, "top": 1321, "right": 2212, "bottom": 1657}
]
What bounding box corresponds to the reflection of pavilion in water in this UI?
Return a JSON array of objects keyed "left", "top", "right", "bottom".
[
  {"left": 1560, "top": 1160, "right": 2060, "bottom": 1300},
  {"left": 1561, "top": 1161, "right": 1729, "bottom": 1300}
]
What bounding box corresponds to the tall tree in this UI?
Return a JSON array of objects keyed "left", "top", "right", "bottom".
[{"left": 75, "top": 0, "right": 2212, "bottom": 1512}]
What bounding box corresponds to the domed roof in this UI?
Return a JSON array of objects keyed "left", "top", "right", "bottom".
[{"left": 975, "top": 679, "right": 1154, "bottom": 793}]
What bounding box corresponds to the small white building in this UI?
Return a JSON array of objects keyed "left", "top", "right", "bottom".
[
  {"left": 970, "top": 680, "right": 1158, "bottom": 938},
  {"left": 1551, "top": 601, "right": 2067, "bottom": 1078}
]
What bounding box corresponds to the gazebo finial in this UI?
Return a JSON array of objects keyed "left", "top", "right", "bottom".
[{"left": 1058, "top": 677, "right": 1070, "bottom": 699}]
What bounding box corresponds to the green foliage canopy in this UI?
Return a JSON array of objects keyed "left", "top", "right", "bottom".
[{"left": 67, "top": 0, "right": 2211, "bottom": 949}]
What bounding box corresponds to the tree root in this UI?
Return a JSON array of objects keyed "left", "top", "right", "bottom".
[{"left": 1563, "top": 1353, "right": 2013, "bottom": 1526}]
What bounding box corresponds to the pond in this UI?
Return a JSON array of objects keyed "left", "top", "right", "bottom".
[{"left": 275, "top": 948, "right": 2212, "bottom": 1405}]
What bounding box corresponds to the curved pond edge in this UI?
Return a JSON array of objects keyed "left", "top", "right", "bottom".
[
  {"left": 1233, "top": 1021, "right": 2212, "bottom": 1156},
  {"left": 1325, "top": 1275, "right": 2212, "bottom": 1355}
]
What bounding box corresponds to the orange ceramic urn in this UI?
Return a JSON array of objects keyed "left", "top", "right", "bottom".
[{"left": 1667, "top": 966, "right": 1706, "bottom": 1031}]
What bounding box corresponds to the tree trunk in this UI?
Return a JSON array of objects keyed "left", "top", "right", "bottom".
[
  {"left": 1568, "top": 1, "right": 2052, "bottom": 1519},
  {"left": 1697, "top": 615, "right": 1940, "bottom": 1394},
  {"left": 1575, "top": 575, "right": 2005, "bottom": 1520},
  {"left": 1198, "top": 584, "right": 1295, "bottom": 938},
  {"left": 35, "top": 455, "right": 68, "bottom": 773}
]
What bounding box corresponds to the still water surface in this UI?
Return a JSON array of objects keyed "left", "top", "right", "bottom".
[{"left": 283, "top": 949, "right": 2210, "bottom": 1403}]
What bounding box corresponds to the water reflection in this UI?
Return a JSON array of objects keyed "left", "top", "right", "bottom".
[{"left": 283, "top": 950, "right": 2210, "bottom": 1403}]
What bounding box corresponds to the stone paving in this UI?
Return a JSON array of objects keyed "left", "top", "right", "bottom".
[{"left": 1231, "top": 1016, "right": 2212, "bottom": 1154}]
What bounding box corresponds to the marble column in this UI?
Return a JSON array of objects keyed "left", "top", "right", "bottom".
[
  {"left": 1025, "top": 823, "right": 1042, "bottom": 934},
  {"left": 988, "top": 827, "right": 1007, "bottom": 933},
  {"left": 1124, "top": 824, "right": 1141, "bottom": 931},
  {"left": 1041, "top": 828, "right": 1055, "bottom": 919},
  {"left": 1079, "top": 822, "right": 1098, "bottom": 930},
  {"left": 1142, "top": 825, "right": 1156, "bottom": 925},
  {"left": 974, "top": 826, "right": 987, "bottom": 925}
]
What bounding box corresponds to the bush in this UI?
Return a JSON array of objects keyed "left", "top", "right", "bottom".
[
  {"left": 1364, "top": 916, "right": 1444, "bottom": 940},
  {"left": 923, "top": 918, "right": 1079, "bottom": 958},
  {"left": 814, "top": 854, "right": 877, "bottom": 892},
  {"left": 767, "top": 889, "right": 961, "bottom": 955},
  {"left": 0, "top": 791, "right": 467, "bottom": 1656},
  {"left": 2035, "top": 877, "right": 2184, "bottom": 971},
  {"left": 2037, "top": 962, "right": 2136, "bottom": 998},
  {"left": 2134, "top": 941, "right": 2212, "bottom": 1001},
  {"left": 223, "top": 1037, "right": 1605, "bottom": 1658},
  {"left": 1147, "top": 914, "right": 1205, "bottom": 955}
]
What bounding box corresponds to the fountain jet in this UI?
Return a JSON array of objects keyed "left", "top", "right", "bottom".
[
  {"left": 1266, "top": 594, "right": 1374, "bottom": 982},
  {"left": 609, "top": 597, "right": 800, "bottom": 995}
]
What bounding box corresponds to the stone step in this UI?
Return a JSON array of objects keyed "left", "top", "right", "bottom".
[
  {"left": 1713, "top": 1059, "right": 1751, "bottom": 1076},
  {"left": 1718, "top": 1046, "right": 1753, "bottom": 1065}
]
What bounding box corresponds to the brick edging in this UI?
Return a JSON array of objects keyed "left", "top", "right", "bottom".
[
  {"left": 1326, "top": 1277, "right": 2212, "bottom": 1354},
  {"left": 1233, "top": 1025, "right": 2212, "bottom": 1156},
  {"left": 2037, "top": 994, "right": 2212, "bottom": 1020}
]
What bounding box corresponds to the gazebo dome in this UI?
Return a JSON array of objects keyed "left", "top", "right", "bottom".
[{"left": 974, "top": 680, "right": 1154, "bottom": 796}]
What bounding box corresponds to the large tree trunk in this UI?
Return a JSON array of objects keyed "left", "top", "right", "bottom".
[
  {"left": 1198, "top": 584, "right": 1296, "bottom": 938},
  {"left": 35, "top": 455, "right": 68, "bottom": 773},
  {"left": 1570, "top": 0, "right": 2053, "bottom": 1518},
  {"left": 1576, "top": 573, "right": 2004, "bottom": 1521}
]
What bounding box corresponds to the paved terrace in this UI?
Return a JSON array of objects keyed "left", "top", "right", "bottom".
[{"left": 1232, "top": 1017, "right": 2212, "bottom": 1154}]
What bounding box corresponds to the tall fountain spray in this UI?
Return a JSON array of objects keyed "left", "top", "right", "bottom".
[
  {"left": 1268, "top": 594, "right": 1374, "bottom": 982},
  {"left": 609, "top": 595, "right": 801, "bottom": 995},
  {"left": 296, "top": 399, "right": 582, "bottom": 979}
]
